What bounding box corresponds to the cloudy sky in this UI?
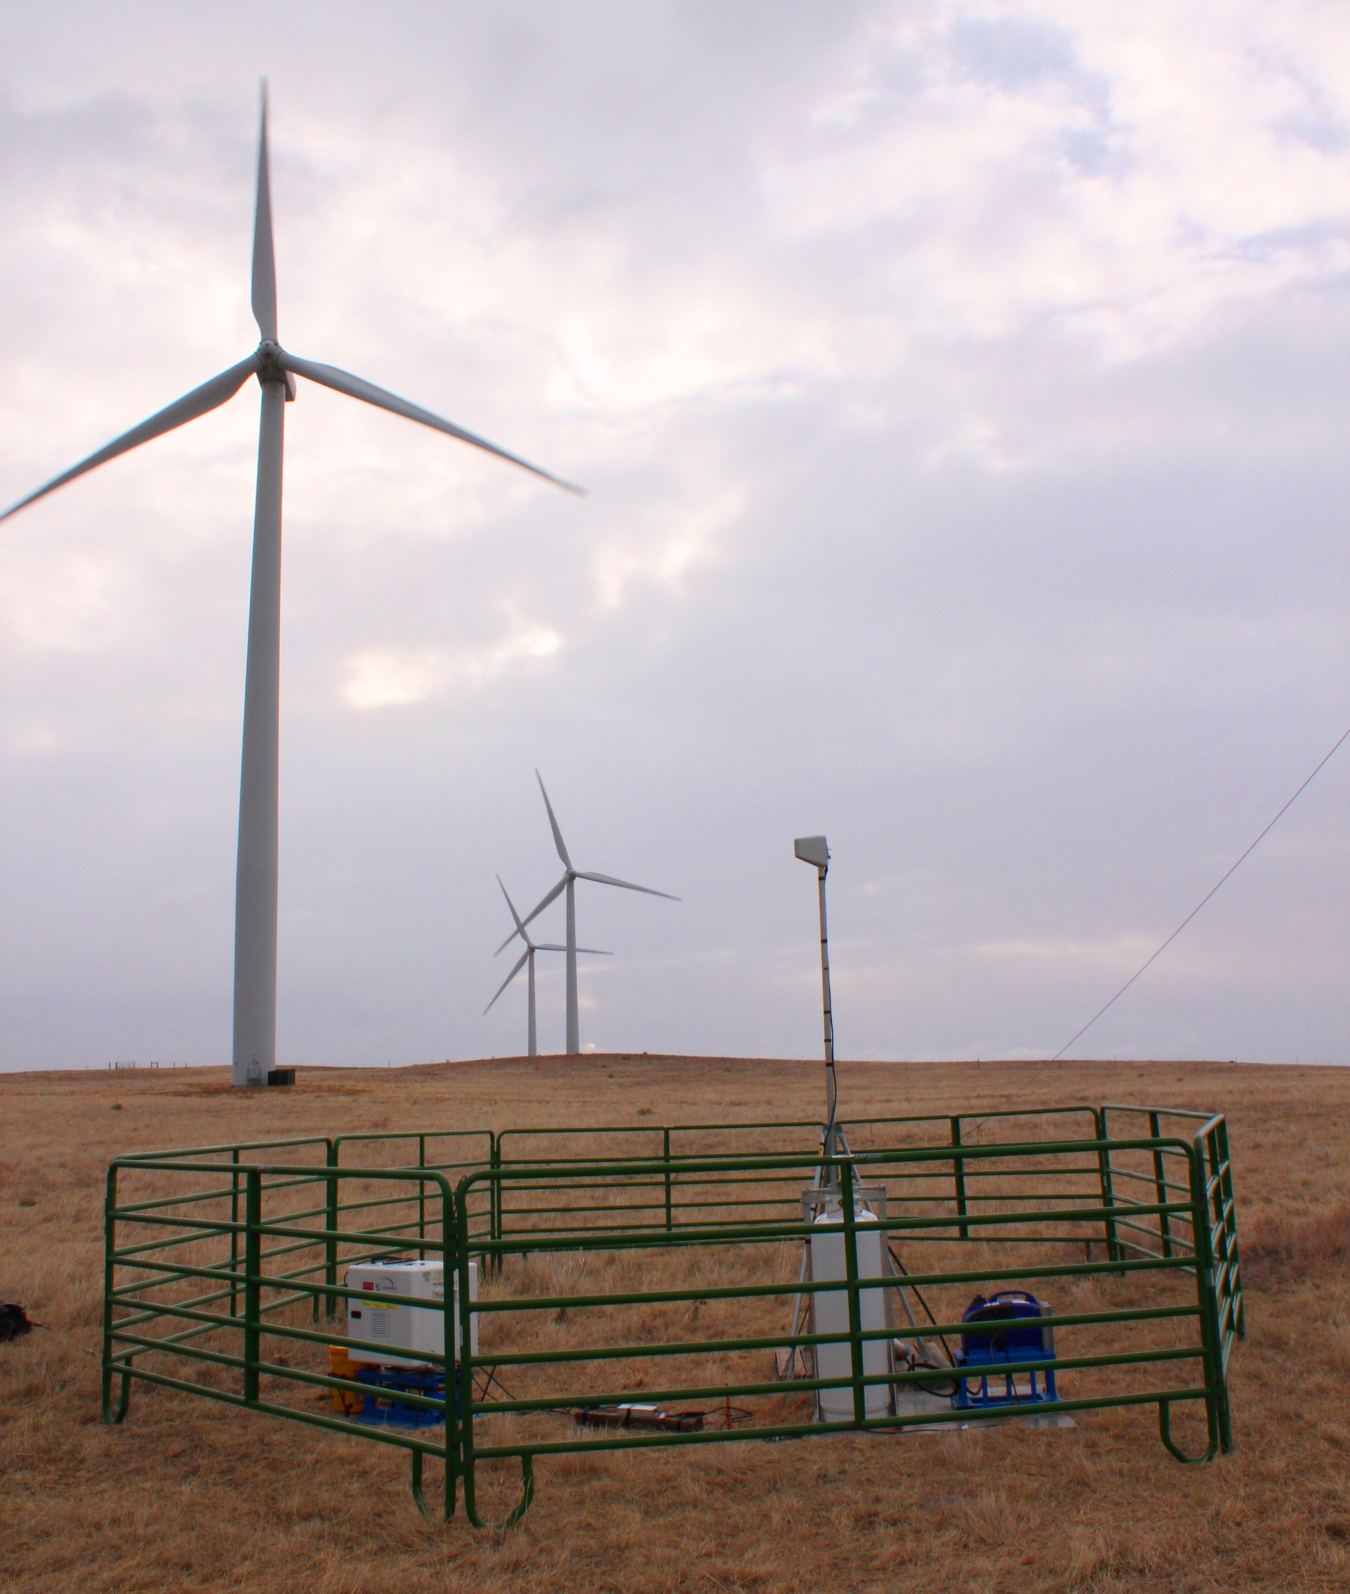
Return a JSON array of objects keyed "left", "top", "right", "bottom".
[{"left": 3, "top": 2, "right": 1349, "bottom": 1072}]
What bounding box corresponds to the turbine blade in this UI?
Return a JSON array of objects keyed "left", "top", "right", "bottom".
[
  {"left": 0, "top": 356, "right": 261, "bottom": 524},
  {"left": 575, "top": 870, "right": 680, "bottom": 901},
  {"left": 494, "top": 874, "right": 566, "bottom": 953},
  {"left": 496, "top": 875, "right": 526, "bottom": 934},
  {"left": 535, "top": 770, "right": 572, "bottom": 869},
  {"left": 575, "top": 947, "right": 612, "bottom": 955},
  {"left": 517, "top": 875, "right": 568, "bottom": 933},
  {"left": 279, "top": 352, "right": 583, "bottom": 493},
  {"left": 252, "top": 82, "right": 278, "bottom": 342},
  {"left": 484, "top": 948, "right": 530, "bottom": 1014}
]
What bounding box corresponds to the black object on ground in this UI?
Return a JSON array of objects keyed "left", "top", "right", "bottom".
[
  {"left": 0, "top": 1303, "right": 38, "bottom": 1342},
  {"left": 267, "top": 1068, "right": 295, "bottom": 1087}
]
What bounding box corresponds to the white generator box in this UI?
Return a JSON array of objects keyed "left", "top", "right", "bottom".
[
  {"left": 345, "top": 1260, "right": 478, "bottom": 1368},
  {"left": 810, "top": 1207, "right": 894, "bottom": 1421}
]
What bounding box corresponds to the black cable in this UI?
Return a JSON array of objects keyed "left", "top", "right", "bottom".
[
  {"left": 1053, "top": 718, "right": 1350, "bottom": 1063},
  {"left": 824, "top": 1065, "right": 838, "bottom": 1160},
  {"left": 474, "top": 1365, "right": 504, "bottom": 1402},
  {"left": 474, "top": 1365, "right": 576, "bottom": 1421},
  {"left": 889, "top": 1245, "right": 959, "bottom": 1375},
  {"left": 954, "top": 715, "right": 1350, "bottom": 1138}
]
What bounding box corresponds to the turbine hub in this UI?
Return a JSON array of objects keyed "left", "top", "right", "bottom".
[{"left": 255, "top": 341, "right": 296, "bottom": 400}]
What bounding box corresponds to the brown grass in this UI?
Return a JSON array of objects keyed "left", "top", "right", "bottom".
[
  {"left": 2, "top": 1054, "right": 1349, "bottom": 1592},
  {"left": 1242, "top": 1206, "right": 1350, "bottom": 1285}
]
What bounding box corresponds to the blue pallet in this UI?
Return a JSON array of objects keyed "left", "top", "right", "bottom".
[
  {"left": 351, "top": 1365, "right": 455, "bottom": 1429},
  {"left": 952, "top": 1353, "right": 1058, "bottom": 1410}
]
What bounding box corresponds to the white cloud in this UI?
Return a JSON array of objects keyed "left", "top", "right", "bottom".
[
  {"left": 0, "top": 547, "right": 141, "bottom": 655},
  {"left": 592, "top": 488, "right": 742, "bottom": 612},
  {"left": 342, "top": 623, "right": 561, "bottom": 709},
  {"left": 342, "top": 649, "right": 445, "bottom": 710}
]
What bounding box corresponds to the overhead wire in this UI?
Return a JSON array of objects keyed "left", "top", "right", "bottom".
[
  {"left": 1051, "top": 717, "right": 1350, "bottom": 1063},
  {"left": 957, "top": 715, "right": 1350, "bottom": 1131}
]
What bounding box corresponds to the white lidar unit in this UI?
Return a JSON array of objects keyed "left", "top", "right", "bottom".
[
  {"left": 345, "top": 1260, "right": 478, "bottom": 1369},
  {"left": 806, "top": 1189, "right": 895, "bottom": 1421}
]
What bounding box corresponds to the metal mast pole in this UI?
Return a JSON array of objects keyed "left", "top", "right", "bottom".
[
  {"left": 565, "top": 876, "right": 579, "bottom": 1056},
  {"left": 527, "top": 948, "right": 538, "bottom": 1059},
  {"left": 817, "top": 861, "right": 837, "bottom": 1159},
  {"left": 795, "top": 836, "right": 837, "bottom": 1180},
  {"left": 231, "top": 379, "right": 285, "bottom": 1086}
]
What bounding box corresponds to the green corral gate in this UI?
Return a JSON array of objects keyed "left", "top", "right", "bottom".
[{"left": 103, "top": 1104, "right": 1243, "bottom": 1528}]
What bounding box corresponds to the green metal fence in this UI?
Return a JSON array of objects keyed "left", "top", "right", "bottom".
[
  {"left": 332, "top": 1130, "right": 495, "bottom": 1258},
  {"left": 102, "top": 1106, "right": 1243, "bottom": 1530},
  {"left": 1095, "top": 1105, "right": 1244, "bottom": 1385},
  {"left": 102, "top": 1155, "right": 461, "bottom": 1513},
  {"left": 489, "top": 1106, "right": 1111, "bottom": 1250}
]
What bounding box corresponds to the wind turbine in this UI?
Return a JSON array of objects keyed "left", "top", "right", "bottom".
[
  {"left": 498, "top": 771, "right": 678, "bottom": 1056},
  {"left": 0, "top": 86, "right": 580, "bottom": 1088},
  {"left": 484, "top": 877, "right": 608, "bottom": 1057}
]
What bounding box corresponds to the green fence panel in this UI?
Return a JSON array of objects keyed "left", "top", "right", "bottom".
[{"left": 101, "top": 1106, "right": 1244, "bottom": 1530}]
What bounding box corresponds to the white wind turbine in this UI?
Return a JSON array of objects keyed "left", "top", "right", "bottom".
[
  {"left": 484, "top": 877, "right": 609, "bottom": 1058},
  {"left": 498, "top": 771, "right": 678, "bottom": 1056},
  {"left": 0, "top": 86, "right": 580, "bottom": 1088}
]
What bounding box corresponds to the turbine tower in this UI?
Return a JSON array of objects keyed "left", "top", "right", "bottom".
[
  {"left": 499, "top": 771, "right": 678, "bottom": 1056},
  {"left": 0, "top": 86, "right": 579, "bottom": 1087},
  {"left": 484, "top": 877, "right": 608, "bottom": 1057}
]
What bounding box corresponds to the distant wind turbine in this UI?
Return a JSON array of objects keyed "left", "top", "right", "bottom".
[
  {"left": 499, "top": 772, "right": 678, "bottom": 1056},
  {"left": 485, "top": 877, "right": 608, "bottom": 1057},
  {"left": 0, "top": 84, "right": 580, "bottom": 1088}
]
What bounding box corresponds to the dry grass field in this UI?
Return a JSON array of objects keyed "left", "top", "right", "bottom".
[{"left": 3, "top": 1054, "right": 1349, "bottom": 1592}]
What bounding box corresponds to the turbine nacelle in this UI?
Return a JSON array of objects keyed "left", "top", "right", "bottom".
[{"left": 254, "top": 341, "right": 295, "bottom": 398}]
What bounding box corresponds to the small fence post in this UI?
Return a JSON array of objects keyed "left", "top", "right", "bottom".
[
  {"left": 1149, "top": 1111, "right": 1173, "bottom": 1258},
  {"left": 950, "top": 1117, "right": 969, "bottom": 1241},
  {"left": 101, "top": 1161, "right": 131, "bottom": 1424},
  {"left": 1205, "top": 1127, "right": 1225, "bottom": 1235},
  {"left": 1096, "top": 1107, "right": 1121, "bottom": 1267},
  {"left": 419, "top": 1135, "right": 427, "bottom": 1261},
  {"left": 1186, "top": 1138, "right": 1230, "bottom": 1455},
  {"left": 664, "top": 1127, "right": 673, "bottom": 1235},
  {"left": 840, "top": 1159, "right": 865, "bottom": 1427},
  {"left": 456, "top": 1177, "right": 479, "bottom": 1522},
  {"left": 243, "top": 1166, "right": 262, "bottom": 1405},
  {"left": 1204, "top": 1123, "right": 1241, "bottom": 1363},
  {"left": 325, "top": 1142, "right": 339, "bottom": 1319},
  {"left": 490, "top": 1135, "right": 502, "bottom": 1278},
  {"left": 1215, "top": 1117, "right": 1244, "bottom": 1338},
  {"left": 230, "top": 1148, "right": 241, "bottom": 1318},
  {"left": 438, "top": 1172, "right": 458, "bottom": 1522}
]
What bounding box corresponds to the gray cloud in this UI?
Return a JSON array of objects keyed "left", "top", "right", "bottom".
[{"left": 3, "top": 3, "right": 1350, "bottom": 1072}]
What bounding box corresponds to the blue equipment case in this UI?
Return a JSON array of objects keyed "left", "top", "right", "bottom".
[{"left": 952, "top": 1291, "right": 1058, "bottom": 1411}]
